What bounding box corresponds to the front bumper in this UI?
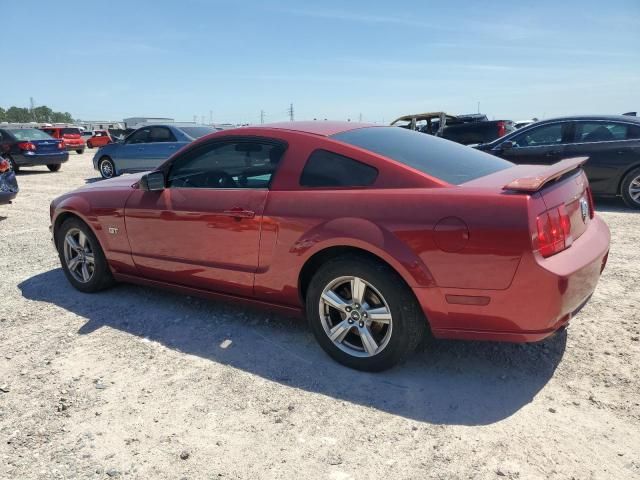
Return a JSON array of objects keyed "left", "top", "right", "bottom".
[
  {"left": 416, "top": 215, "right": 610, "bottom": 342},
  {"left": 13, "top": 151, "right": 69, "bottom": 166}
]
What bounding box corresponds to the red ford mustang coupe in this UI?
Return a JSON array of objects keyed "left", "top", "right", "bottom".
[{"left": 50, "top": 122, "right": 610, "bottom": 371}]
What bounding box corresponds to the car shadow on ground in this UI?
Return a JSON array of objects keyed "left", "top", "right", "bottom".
[
  {"left": 594, "top": 197, "right": 637, "bottom": 213},
  {"left": 85, "top": 177, "right": 103, "bottom": 184},
  {"left": 19, "top": 268, "right": 567, "bottom": 426}
]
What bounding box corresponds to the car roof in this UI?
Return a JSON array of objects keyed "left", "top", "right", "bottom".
[
  {"left": 251, "top": 121, "right": 378, "bottom": 137},
  {"left": 536, "top": 114, "right": 640, "bottom": 124}
]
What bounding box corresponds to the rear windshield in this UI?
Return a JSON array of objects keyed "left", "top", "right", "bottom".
[
  {"left": 331, "top": 126, "right": 513, "bottom": 184},
  {"left": 62, "top": 128, "right": 81, "bottom": 135},
  {"left": 9, "top": 129, "right": 54, "bottom": 141},
  {"left": 179, "top": 126, "right": 217, "bottom": 139}
]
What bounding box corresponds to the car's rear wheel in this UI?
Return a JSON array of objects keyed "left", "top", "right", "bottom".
[
  {"left": 99, "top": 157, "right": 116, "bottom": 179},
  {"left": 87, "top": 143, "right": 93, "bottom": 149},
  {"left": 76, "top": 149, "right": 84, "bottom": 154},
  {"left": 56, "top": 217, "right": 114, "bottom": 293},
  {"left": 621, "top": 167, "right": 640, "bottom": 209},
  {"left": 306, "top": 255, "right": 426, "bottom": 371},
  {"left": 7, "top": 155, "right": 19, "bottom": 173},
  {"left": 47, "top": 164, "right": 61, "bottom": 172}
]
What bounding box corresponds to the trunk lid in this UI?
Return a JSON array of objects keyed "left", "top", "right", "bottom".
[{"left": 31, "top": 139, "right": 61, "bottom": 153}]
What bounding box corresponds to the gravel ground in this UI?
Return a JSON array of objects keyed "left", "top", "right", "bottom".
[{"left": 1, "top": 151, "right": 639, "bottom": 480}]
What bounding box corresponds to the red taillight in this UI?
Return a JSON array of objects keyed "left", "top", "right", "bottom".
[
  {"left": 535, "top": 205, "right": 572, "bottom": 258},
  {"left": 0, "top": 158, "right": 9, "bottom": 173},
  {"left": 497, "top": 121, "right": 506, "bottom": 137},
  {"left": 17, "top": 141, "right": 36, "bottom": 151},
  {"left": 586, "top": 187, "right": 595, "bottom": 219}
]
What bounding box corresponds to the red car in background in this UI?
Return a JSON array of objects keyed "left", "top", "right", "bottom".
[
  {"left": 49, "top": 122, "right": 610, "bottom": 371},
  {"left": 40, "top": 126, "right": 85, "bottom": 154},
  {"left": 86, "top": 130, "right": 112, "bottom": 149}
]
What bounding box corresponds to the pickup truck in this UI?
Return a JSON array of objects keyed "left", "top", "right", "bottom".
[{"left": 391, "top": 112, "right": 515, "bottom": 146}]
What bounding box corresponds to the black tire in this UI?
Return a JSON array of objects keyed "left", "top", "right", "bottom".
[
  {"left": 98, "top": 156, "right": 116, "bottom": 179},
  {"left": 47, "top": 164, "right": 61, "bottom": 172},
  {"left": 621, "top": 167, "right": 640, "bottom": 209},
  {"left": 7, "top": 155, "right": 19, "bottom": 173},
  {"left": 55, "top": 217, "right": 114, "bottom": 293},
  {"left": 306, "top": 255, "right": 426, "bottom": 371},
  {"left": 76, "top": 149, "right": 84, "bottom": 154},
  {"left": 87, "top": 143, "right": 94, "bottom": 149}
]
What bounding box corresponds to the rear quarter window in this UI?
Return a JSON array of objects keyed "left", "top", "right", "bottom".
[
  {"left": 300, "top": 149, "right": 378, "bottom": 187},
  {"left": 331, "top": 126, "right": 512, "bottom": 184}
]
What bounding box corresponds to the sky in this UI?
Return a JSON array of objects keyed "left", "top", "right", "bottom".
[{"left": 2, "top": 0, "right": 639, "bottom": 124}]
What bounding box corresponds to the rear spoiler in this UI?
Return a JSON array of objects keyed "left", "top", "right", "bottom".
[{"left": 503, "top": 157, "right": 588, "bottom": 193}]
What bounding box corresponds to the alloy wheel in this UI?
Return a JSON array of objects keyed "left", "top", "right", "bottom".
[
  {"left": 63, "top": 228, "right": 96, "bottom": 283},
  {"left": 629, "top": 175, "right": 640, "bottom": 204},
  {"left": 319, "top": 275, "right": 393, "bottom": 358},
  {"left": 100, "top": 159, "right": 114, "bottom": 178}
]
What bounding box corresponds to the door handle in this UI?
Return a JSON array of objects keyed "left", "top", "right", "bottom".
[{"left": 222, "top": 207, "right": 255, "bottom": 219}]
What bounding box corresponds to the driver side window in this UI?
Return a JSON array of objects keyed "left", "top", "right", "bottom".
[
  {"left": 168, "top": 139, "right": 285, "bottom": 189},
  {"left": 126, "top": 128, "right": 151, "bottom": 144},
  {"left": 512, "top": 123, "right": 565, "bottom": 147}
]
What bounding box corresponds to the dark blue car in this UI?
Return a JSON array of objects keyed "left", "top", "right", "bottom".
[
  {"left": 92, "top": 124, "right": 217, "bottom": 178},
  {"left": 0, "top": 128, "right": 69, "bottom": 172},
  {"left": 0, "top": 155, "right": 19, "bottom": 204}
]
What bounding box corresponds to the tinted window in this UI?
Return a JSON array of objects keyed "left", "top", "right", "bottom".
[
  {"left": 331, "top": 127, "right": 512, "bottom": 185},
  {"left": 627, "top": 125, "right": 640, "bottom": 139},
  {"left": 574, "top": 122, "right": 629, "bottom": 143},
  {"left": 168, "top": 140, "right": 285, "bottom": 189},
  {"left": 512, "top": 123, "right": 564, "bottom": 147},
  {"left": 300, "top": 150, "right": 378, "bottom": 187},
  {"left": 61, "top": 128, "right": 80, "bottom": 135},
  {"left": 148, "top": 127, "right": 176, "bottom": 142},
  {"left": 126, "top": 128, "right": 151, "bottom": 144},
  {"left": 9, "top": 129, "right": 54, "bottom": 141},
  {"left": 441, "top": 123, "right": 501, "bottom": 145},
  {"left": 179, "top": 126, "right": 217, "bottom": 139}
]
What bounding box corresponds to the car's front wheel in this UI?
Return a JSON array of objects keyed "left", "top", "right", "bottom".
[
  {"left": 306, "top": 255, "right": 426, "bottom": 371},
  {"left": 621, "top": 167, "right": 640, "bottom": 209},
  {"left": 7, "top": 155, "right": 19, "bottom": 173},
  {"left": 98, "top": 157, "right": 116, "bottom": 179},
  {"left": 56, "top": 217, "right": 114, "bottom": 293},
  {"left": 47, "top": 164, "right": 61, "bottom": 172}
]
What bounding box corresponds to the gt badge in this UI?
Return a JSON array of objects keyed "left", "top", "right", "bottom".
[{"left": 108, "top": 227, "right": 119, "bottom": 235}]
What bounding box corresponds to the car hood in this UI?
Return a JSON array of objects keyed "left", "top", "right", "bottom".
[{"left": 80, "top": 172, "right": 145, "bottom": 191}]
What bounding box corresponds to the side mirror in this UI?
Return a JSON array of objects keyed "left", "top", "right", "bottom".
[
  {"left": 500, "top": 140, "right": 516, "bottom": 150},
  {"left": 139, "top": 171, "right": 165, "bottom": 192}
]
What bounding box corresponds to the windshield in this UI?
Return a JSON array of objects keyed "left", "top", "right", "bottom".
[
  {"left": 331, "top": 126, "right": 513, "bottom": 185},
  {"left": 179, "top": 126, "right": 217, "bottom": 139},
  {"left": 10, "top": 129, "right": 55, "bottom": 141}
]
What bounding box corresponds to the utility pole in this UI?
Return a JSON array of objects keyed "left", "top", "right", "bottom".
[
  {"left": 260, "top": 110, "right": 265, "bottom": 124},
  {"left": 30, "top": 97, "right": 36, "bottom": 121},
  {"left": 359, "top": 113, "right": 362, "bottom": 122},
  {"left": 477, "top": 101, "right": 480, "bottom": 114},
  {"left": 288, "top": 103, "right": 294, "bottom": 122}
]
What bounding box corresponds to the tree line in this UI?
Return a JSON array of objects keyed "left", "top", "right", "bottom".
[{"left": 0, "top": 105, "right": 74, "bottom": 124}]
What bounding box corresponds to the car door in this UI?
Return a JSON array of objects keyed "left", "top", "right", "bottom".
[
  {"left": 118, "top": 127, "right": 152, "bottom": 172},
  {"left": 563, "top": 120, "right": 640, "bottom": 195},
  {"left": 141, "top": 126, "right": 184, "bottom": 170},
  {"left": 124, "top": 137, "right": 285, "bottom": 297},
  {"left": 496, "top": 122, "right": 571, "bottom": 165}
]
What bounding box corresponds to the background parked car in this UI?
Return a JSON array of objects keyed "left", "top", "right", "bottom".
[
  {"left": 514, "top": 119, "right": 538, "bottom": 129},
  {"left": 40, "top": 126, "right": 85, "bottom": 154},
  {"left": 86, "top": 130, "right": 112, "bottom": 149},
  {"left": 392, "top": 112, "right": 515, "bottom": 146},
  {"left": 0, "top": 128, "right": 68, "bottom": 173},
  {"left": 0, "top": 155, "right": 19, "bottom": 204},
  {"left": 475, "top": 115, "right": 640, "bottom": 208},
  {"left": 93, "top": 123, "right": 217, "bottom": 178}
]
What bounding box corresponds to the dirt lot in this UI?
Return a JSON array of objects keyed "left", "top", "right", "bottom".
[{"left": 1, "top": 151, "right": 639, "bottom": 480}]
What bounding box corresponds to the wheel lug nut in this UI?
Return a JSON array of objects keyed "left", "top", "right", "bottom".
[
  {"left": 355, "top": 303, "right": 360, "bottom": 309},
  {"left": 363, "top": 313, "right": 368, "bottom": 318},
  {"left": 346, "top": 306, "right": 352, "bottom": 312},
  {"left": 359, "top": 321, "right": 364, "bottom": 328},
  {"left": 348, "top": 319, "right": 354, "bottom": 324}
]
